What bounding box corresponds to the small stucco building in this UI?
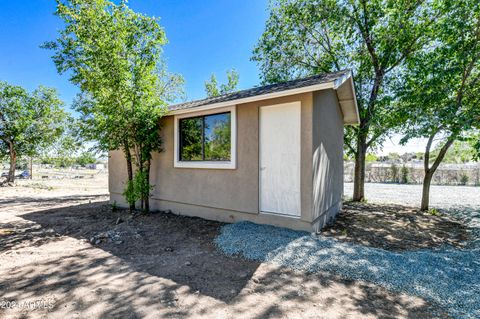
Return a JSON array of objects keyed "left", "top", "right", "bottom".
[{"left": 109, "top": 70, "right": 359, "bottom": 231}]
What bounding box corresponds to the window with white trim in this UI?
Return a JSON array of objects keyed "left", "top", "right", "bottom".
[{"left": 174, "top": 106, "right": 236, "bottom": 169}]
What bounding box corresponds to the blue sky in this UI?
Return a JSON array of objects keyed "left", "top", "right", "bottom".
[
  {"left": 0, "top": 0, "right": 268, "bottom": 109},
  {"left": 0, "top": 0, "right": 428, "bottom": 154}
]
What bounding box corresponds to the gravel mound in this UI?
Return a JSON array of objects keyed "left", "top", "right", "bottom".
[{"left": 215, "top": 221, "right": 480, "bottom": 319}]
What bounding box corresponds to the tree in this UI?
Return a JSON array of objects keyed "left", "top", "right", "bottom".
[
  {"left": 397, "top": 0, "right": 480, "bottom": 210},
  {"left": 473, "top": 133, "right": 480, "bottom": 161},
  {"left": 39, "top": 119, "right": 84, "bottom": 168},
  {"left": 0, "top": 82, "right": 67, "bottom": 183},
  {"left": 415, "top": 152, "right": 425, "bottom": 161},
  {"left": 76, "top": 152, "right": 97, "bottom": 166},
  {"left": 387, "top": 152, "right": 401, "bottom": 162},
  {"left": 431, "top": 140, "right": 477, "bottom": 164},
  {"left": 205, "top": 69, "right": 239, "bottom": 97},
  {"left": 365, "top": 153, "right": 378, "bottom": 162},
  {"left": 204, "top": 116, "right": 231, "bottom": 160},
  {"left": 400, "top": 165, "right": 410, "bottom": 184},
  {"left": 252, "top": 0, "right": 438, "bottom": 201},
  {"left": 44, "top": 0, "right": 183, "bottom": 212}
]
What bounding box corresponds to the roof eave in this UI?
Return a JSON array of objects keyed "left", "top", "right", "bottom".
[
  {"left": 168, "top": 72, "right": 360, "bottom": 125},
  {"left": 168, "top": 81, "right": 334, "bottom": 115},
  {"left": 334, "top": 73, "right": 360, "bottom": 125}
]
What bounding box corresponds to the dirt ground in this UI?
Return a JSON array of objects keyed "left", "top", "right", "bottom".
[
  {"left": 0, "top": 177, "right": 448, "bottom": 318},
  {"left": 322, "top": 202, "right": 470, "bottom": 251}
]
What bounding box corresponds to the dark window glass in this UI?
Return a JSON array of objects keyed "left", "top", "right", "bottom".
[
  {"left": 179, "top": 112, "right": 231, "bottom": 161},
  {"left": 204, "top": 113, "right": 231, "bottom": 160},
  {"left": 179, "top": 116, "right": 203, "bottom": 161}
]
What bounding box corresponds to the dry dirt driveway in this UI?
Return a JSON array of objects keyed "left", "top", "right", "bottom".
[{"left": 0, "top": 181, "right": 444, "bottom": 319}]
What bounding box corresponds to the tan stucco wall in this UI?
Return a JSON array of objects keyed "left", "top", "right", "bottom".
[
  {"left": 149, "top": 102, "right": 258, "bottom": 214},
  {"left": 109, "top": 90, "right": 343, "bottom": 231},
  {"left": 109, "top": 192, "right": 314, "bottom": 230},
  {"left": 311, "top": 89, "right": 344, "bottom": 230}
]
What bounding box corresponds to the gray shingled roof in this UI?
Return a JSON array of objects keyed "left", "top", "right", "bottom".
[{"left": 169, "top": 70, "right": 350, "bottom": 111}]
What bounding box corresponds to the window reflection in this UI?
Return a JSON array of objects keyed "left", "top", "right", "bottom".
[{"left": 179, "top": 112, "right": 231, "bottom": 161}]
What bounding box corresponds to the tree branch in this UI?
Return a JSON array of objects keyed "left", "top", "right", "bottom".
[
  {"left": 424, "top": 131, "right": 436, "bottom": 172},
  {"left": 345, "top": 141, "right": 356, "bottom": 155},
  {"left": 430, "top": 136, "right": 455, "bottom": 173},
  {"left": 382, "top": 0, "right": 442, "bottom": 74},
  {"left": 366, "top": 129, "right": 386, "bottom": 148},
  {"left": 355, "top": 0, "right": 380, "bottom": 73}
]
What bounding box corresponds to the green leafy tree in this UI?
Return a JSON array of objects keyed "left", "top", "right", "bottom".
[
  {"left": 0, "top": 82, "right": 67, "bottom": 183},
  {"left": 459, "top": 172, "right": 469, "bottom": 186},
  {"left": 400, "top": 165, "right": 409, "bottom": 184},
  {"left": 415, "top": 152, "right": 425, "bottom": 161},
  {"left": 45, "top": 0, "right": 183, "bottom": 212},
  {"left": 39, "top": 119, "right": 83, "bottom": 167},
  {"left": 204, "top": 117, "right": 231, "bottom": 160},
  {"left": 387, "top": 152, "right": 401, "bottom": 162},
  {"left": 76, "top": 152, "right": 97, "bottom": 166},
  {"left": 431, "top": 140, "right": 477, "bottom": 164},
  {"left": 252, "top": 0, "right": 438, "bottom": 201},
  {"left": 390, "top": 163, "right": 399, "bottom": 183},
  {"left": 397, "top": 0, "right": 480, "bottom": 210},
  {"left": 472, "top": 133, "right": 480, "bottom": 161},
  {"left": 365, "top": 153, "right": 378, "bottom": 162},
  {"left": 179, "top": 118, "right": 203, "bottom": 160},
  {"left": 205, "top": 69, "right": 239, "bottom": 97}
]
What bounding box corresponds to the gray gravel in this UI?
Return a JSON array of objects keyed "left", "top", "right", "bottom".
[
  {"left": 216, "top": 183, "right": 480, "bottom": 317},
  {"left": 215, "top": 222, "right": 480, "bottom": 319},
  {"left": 344, "top": 182, "right": 480, "bottom": 210}
]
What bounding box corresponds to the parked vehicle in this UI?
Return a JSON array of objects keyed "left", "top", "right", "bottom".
[{"left": 16, "top": 170, "right": 30, "bottom": 179}]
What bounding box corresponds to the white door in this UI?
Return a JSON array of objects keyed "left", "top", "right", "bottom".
[{"left": 260, "top": 102, "right": 301, "bottom": 217}]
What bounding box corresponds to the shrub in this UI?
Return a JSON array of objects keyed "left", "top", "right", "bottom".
[
  {"left": 390, "top": 164, "right": 399, "bottom": 183},
  {"left": 123, "top": 179, "right": 138, "bottom": 210},
  {"left": 400, "top": 165, "right": 410, "bottom": 184},
  {"left": 365, "top": 153, "right": 378, "bottom": 162},
  {"left": 122, "top": 170, "right": 154, "bottom": 213},
  {"left": 459, "top": 172, "right": 469, "bottom": 185},
  {"left": 76, "top": 152, "right": 97, "bottom": 167}
]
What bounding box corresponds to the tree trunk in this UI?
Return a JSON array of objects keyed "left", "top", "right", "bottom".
[
  {"left": 7, "top": 141, "right": 16, "bottom": 183},
  {"left": 352, "top": 70, "right": 383, "bottom": 202},
  {"left": 124, "top": 144, "right": 135, "bottom": 213},
  {"left": 139, "top": 154, "right": 144, "bottom": 211},
  {"left": 353, "top": 134, "right": 367, "bottom": 201},
  {"left": 421, "top": 171, "right": 433, "bottom": 211},
  {"left": 145, "top": 158, "right": 151, "bottom": 214},
  {"left": 420, "top": 135, "right": 455, "bottom": 211}
]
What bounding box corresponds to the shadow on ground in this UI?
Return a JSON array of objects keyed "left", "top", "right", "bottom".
[
  {"left": 322, "top": 201, "right": 470, "bottom": 250},
  {"left": 0, "top": 197, "right": 443, "bottom": 318},
  {"left": 0, "top": 194, "right": 106, "bottom": 205},
  {"left": 5, "top": 200, "right": 258, "bottom": 302}
]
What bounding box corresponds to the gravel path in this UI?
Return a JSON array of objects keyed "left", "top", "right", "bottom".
[
  {"left": 215, "top": 222, "right": 480, "bottom": 319},
  {"left": 344, "top": 183, "right": 480, "bottom": 210}
]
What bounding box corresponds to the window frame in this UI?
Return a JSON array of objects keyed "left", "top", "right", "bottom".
[{"left": 174, "top": 106, "right": 236, "bottom": 169}]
